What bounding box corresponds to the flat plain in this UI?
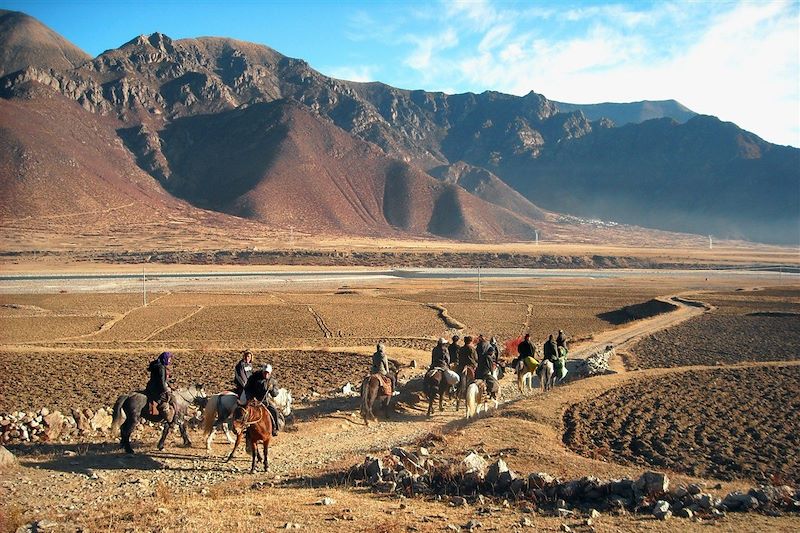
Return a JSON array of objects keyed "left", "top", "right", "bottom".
[{"left": 1, "top": 271, "right": 799, "bottom": 532}]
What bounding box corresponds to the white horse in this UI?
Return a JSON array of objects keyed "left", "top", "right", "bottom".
[
  {"left": 202, "top": 388, "right": 292, "bottom": 452},
  {"left": 539, "top": 360, "right": 556, "bottom": 392},
  {"left": 514, "top": 358, "right": 539, "bottom": 394},
  {"left": 465, "top": 379, "right": 501, "bottom": 418}
]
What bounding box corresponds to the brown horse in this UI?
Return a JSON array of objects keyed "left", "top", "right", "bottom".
[
  {"left": 423, "top": 368, "right": 453, "bottom": 417},
  {"left": 360, "top": 360, "right": 416, "bottom": 425},
  {"left": 225, "top": 401, "right": 273, "bottom": 473}
]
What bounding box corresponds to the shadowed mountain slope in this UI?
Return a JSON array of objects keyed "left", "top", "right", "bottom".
[{"left": 155, "top": 99, "right": 542, "bottom": 240}]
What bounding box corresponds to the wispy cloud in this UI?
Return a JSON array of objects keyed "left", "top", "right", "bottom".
[
  {"left": 379, "top": 0, "right": 799, "bottom": 146},
  {"left": 323, "top": 65, "right": 377, "bottom": 83}
]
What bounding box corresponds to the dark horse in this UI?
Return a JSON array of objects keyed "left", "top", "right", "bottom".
[
  {"left": 360, "top": 360, "right": 416, "bottom": 425},
  {"left": 225, "top": 401, "right": 272, "bottom": 473},
  {"left": 423, "top": 368, "right": 454, "bottom": 417},
  {"left": 111, "top": 384, "right": 206, "bottom": 454}
]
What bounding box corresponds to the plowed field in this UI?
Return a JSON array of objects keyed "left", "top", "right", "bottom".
[
  {"left": 0, "top": 349, "right": 369, "bottom": 412},
  {"left": 150, "top": 304, "right": 321, "bottom": 341},
  {"left": 0, "top": 316, "right": 108, "bottom": 342},
  {"left": 565, "top": 365, "right": 800, "bottom": 485}
]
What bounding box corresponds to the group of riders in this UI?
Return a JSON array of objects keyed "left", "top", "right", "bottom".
[
  {"left": 145, "top": 349, "right": 281, "bottom": 437},
  {"left": 142, "top": 329, "right": 569, "bottom": 430}
]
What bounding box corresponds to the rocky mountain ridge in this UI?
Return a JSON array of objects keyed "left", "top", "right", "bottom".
[{"left": 1, "top": 12, "right": 798, "bottom": 244}]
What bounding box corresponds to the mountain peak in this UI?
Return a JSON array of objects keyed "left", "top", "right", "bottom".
[{"left": 0, "top": 9, "right": 90, "bottom": 76}]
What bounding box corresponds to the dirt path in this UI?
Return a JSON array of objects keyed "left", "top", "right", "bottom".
[{"left": 567, "top": 294, "right": 710, "bottom": 366}]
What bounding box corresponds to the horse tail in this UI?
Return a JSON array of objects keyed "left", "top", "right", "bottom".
[
  {"left": 465, "top": 383, "right": 479, "bottom": 418},
  {"left": 201, "top": 395, "right": 219, "bottom": 438},
  {"left": 359, "top": 377, "right": 370, "bottom": 423},
  {"left": 111, "top": 394, "right": 127, "bottom": 434}
]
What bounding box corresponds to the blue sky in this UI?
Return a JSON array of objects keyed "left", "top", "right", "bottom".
[{"left": 6, "top": 0, "right": 799, "bottom": 146}]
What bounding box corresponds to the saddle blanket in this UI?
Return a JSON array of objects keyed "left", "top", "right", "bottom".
[
  {"left": 521, "top": 356, "right": 539, "bottom": 374},
  {"left": 374, "top": 373, "right": 393, "bottom": 396},
  {"left": 427, "top": 367, "right": 460, "bottom": 385}
]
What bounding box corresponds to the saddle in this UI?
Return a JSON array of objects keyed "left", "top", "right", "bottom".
[{"left": 373, "top": 373, "right": 393, "bottom": 396}]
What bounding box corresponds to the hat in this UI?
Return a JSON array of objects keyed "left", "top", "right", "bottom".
[
  {"left": 263, "top": 364, "right": 273, "bottom": 373},
  {"left": 159, "top": 351, "right": 172, "bottom": 365},
  {"left": 438, "top": 337, "right": 447, "bottom": 345}
]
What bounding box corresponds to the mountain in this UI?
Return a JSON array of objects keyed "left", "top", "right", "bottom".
[
  {"left": 1, "top": 13, "right": 798, "bottom": 245},
  {"left": 150, "top": 98, "right": 542, "bottom": 240},
  {"left": 0, "top": 10, "right": 89, "bottom": 77},
  {"left": 553, "top": 99, "right": 696, "bottom": 126}
]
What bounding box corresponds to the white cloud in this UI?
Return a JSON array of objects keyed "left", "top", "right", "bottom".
[
  {"left": 323, "top": 65, "right": 377, "bottom": 83},
  {"left": 403, "top": 27, "right": 459, "bottom": 71}
]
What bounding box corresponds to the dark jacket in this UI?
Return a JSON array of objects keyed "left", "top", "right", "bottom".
[
  {"left": 244, "top": 372, "right": 278, "bottom": 403},
  {"left": 145, "top": 359, "right": 169, "bottom": 400},
  {"left": 457, "top": 344, "right": 478, "bottom": 370},
  {"left": 476, "top": 339, "right": 490, "bottom": 358},
  {"left": 476, "top": 349, "right": 495, "bottom": 380},
  {"left": 543, "top": 339, "right": 558, "bottom": 361},
  {"left": 447, "top": 342, "right": 459, "bottom": 365},
  {"left": 518, "top": 339, "right": 534, "bottom": 358},
  {"left": 556, "top": 332, "right": 567, "bottom": 348},
  {"left": 431, "top": 344, "right": 449, "bottom": 369},
  {"left": 234, "top": 360, "right": 253, "bottom": 391}
]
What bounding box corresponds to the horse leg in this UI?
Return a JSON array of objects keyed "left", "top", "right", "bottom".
[
  {"left": 179, "top": 420, "right": 192, "bottom": 447},
  {"left": 157, "top": 422, "right": 170, "bottom": 451},
  {"left": 120, "top": 412, "right": 137, "bottom": 454},
  {"left": 263, "top": 441, "right": 269, "bottom": 472},
  {"left": 225, "top": 431, "right": 242, "bottom": 462},
  {"left": 438, "top": 383, "right": 445, "bottom": 412},
  {"left": 382, "top": 394, "right": 392, "bottom": 419},
  {"left": 206, "top": 426, "right": 216, "bottom": 452},
  {"left": 249, "top": 438, "right": 257, "bottom": 474}
]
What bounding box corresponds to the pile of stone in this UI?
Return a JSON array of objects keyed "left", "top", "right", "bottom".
[
  {"left": 575, "top": 345, "right": 615, "bottom": 378},
  {"left": 346, "top": 449, "right": 799, "bottom": 519},
  {"left": 0, "top": 407, "right": 113, "bottom": 444}
]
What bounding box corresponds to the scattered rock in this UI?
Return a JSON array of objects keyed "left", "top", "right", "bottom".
[
  {"left": 315, "top": 497, "right": 336, "bottom": 506},
  {"left": 653, "top": 500, "right": 671, "bottom": 520},
  {"left": 675, "top": 508, "right": 694, "bottom": 519},
  {"left": 560, "top": 525, "right": 571, "bottom": 533},
  {"left": 589, "top": 509, "right": 600, "bottom": 519},
  {"left": 463, "top": 519, "right": 481, "bottom": 531},
  {"left": 519, "top": 516, "right": 533, "bottom": 527},
  {"left": 0, "top": 445, "right": 17, "bottom": 467},
  {"left": 449, "top": 496, "right": 467, "bottom": 507},
  {"left": 633, "top": 471, "right": 669, "bottom": 498},
  {"left": 90, "top": 408, "right": 112, "bottom": 431}
]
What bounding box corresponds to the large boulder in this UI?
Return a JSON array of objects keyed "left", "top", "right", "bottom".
[
  {"left": 0, "top": 445, "right": 17, "bottom": 467},
  {"left": 486, "top": 459, "right": 518, "bottom": 493},
  {"left": 528, "top": 472, "right": 557, "bottom": 490},
  {"left": 721, "top": 491, "right": 759, "bottom": 511},
  {"left": 364, "top": 456, "right": 383, "bottom": 479},
  {"left": 42, "top": 411, "right": 64, "bottom": 441},
  {"left": 90, "top": 408, "right": 112, "bottom": 431},
  {"left": 633, "top": 471, "right": 669, "bottom": 499},
  {"left": 72, "top": 408, "right": 90, "bottom": 433}
]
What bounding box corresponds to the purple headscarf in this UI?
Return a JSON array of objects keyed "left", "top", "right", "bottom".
[{"left": 159, "top": 351, "right": 172, "bottom": 365}]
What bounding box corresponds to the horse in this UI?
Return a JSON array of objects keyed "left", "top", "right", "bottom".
[
  {"left": 514, "top": 357, "right": 539, "bottom": 394},
  {"left": 225, "top": 401, "right": 272, "bottom": 473},
  {"left": 465, "top": 378, "right": 501, "bottom": 418},
  {"left": 202, "top": 388, "right": 292, "bottom": 453},
  {"left": 454, "top": 365, "right": 476, "bottom": 411},
  {"left": 360, "top": 360, "right": 416, "bottom": 425},
  {"left": 111, "top": 384, "right": 206, "bottom": 454},
  {"left": 538, "top": 359, "right": 556, "bottom": 392},
  {"left": 423, "top": 367, "right": 457, "bottom": 417}
]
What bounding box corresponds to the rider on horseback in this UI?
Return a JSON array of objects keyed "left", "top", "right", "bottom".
[
  {"left": 477, "top": 345, "right": 500, "bottom": 394},
  {"left": 456, "top": 335, "right": 478, "bottom": 374},
  {"left": 371, "top": 342, "right": 396, "bottom": 395},
  {"left": 543, "top": 334, "right": 558, "bottom": 363},
  {"left": 431, "top": 337, "right": 450, "bottom": 369},
  {"left": 241, "top": 364, "right": 280, "bottom": 437},
  {"left": 448, "top": 335, "right": 460, "bottom": 367},
  {"left": 233, "top": 349, "right": 253, "bottom": 396},
  {"left": 145, "top": 351, "right": 174, "bottom": 419},
  {"left": 556, "top": 329, "right": 569, "bottom": 354}
]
